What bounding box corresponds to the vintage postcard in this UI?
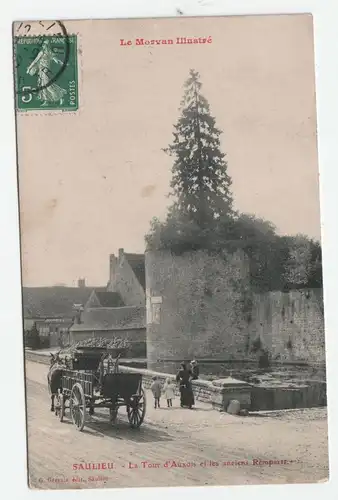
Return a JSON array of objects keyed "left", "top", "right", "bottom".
[{"left": 13, "top": 14, "right": 328, "bottom": 490}]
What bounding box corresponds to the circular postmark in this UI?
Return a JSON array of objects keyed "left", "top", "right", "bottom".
[{"left": 14, "top": 20, "right": 70, "bottom": 96}]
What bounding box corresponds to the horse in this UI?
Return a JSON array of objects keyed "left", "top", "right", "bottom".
[{"left": 47, "top": 353, "right": 64, "bottom": 412}]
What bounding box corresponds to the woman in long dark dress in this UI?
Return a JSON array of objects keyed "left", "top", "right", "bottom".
[{"left": 176, "top": 362, "right": 195, "bottom": 409}]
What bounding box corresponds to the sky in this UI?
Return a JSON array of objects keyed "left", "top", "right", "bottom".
[{"left": 16, "top": 14, "right": 321, "bottom": 287}]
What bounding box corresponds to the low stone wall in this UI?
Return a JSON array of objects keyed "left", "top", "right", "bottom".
[
  {"left": 118, "top": 365, "right": 251, "bottom": 411},
  {"left": 250, "top": 381, "right": 327, "bottom": 411},
  {"left": 25, "top": 349, "right": 51, "bottom": 365}
]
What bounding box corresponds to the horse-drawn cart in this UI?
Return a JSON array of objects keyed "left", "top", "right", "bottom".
[{"left": 48, "top": 344, "right": 146, "bottom": 432}]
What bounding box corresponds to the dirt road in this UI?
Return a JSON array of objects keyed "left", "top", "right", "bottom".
[{"left": 25, "top": 361, "right": 329, "bottom": 490}]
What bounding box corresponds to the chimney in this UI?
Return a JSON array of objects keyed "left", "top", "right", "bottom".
[
  {"left": 118, "top": 248, "right": 124, "bottom": 259},
  {"left": 109, "top": 254, "right": 117, "bottom": 290},
  {"left": 78, "top": 278, "right": 86, "bottom": 288}
]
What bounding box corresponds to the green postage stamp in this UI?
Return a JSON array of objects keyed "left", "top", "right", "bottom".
[{"left": 14, "top": 34, "right": 78, "bottom": 111}]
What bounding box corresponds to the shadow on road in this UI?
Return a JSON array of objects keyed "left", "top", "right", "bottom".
[
  {"left": 152, "top": 406, "right": 211, "bottom": 412},
  {"left": 189, "top": 407, "right": 213, "bottom": 412},
  {"left": 59, "top": 413, "right": 174, "bottom": 443}
]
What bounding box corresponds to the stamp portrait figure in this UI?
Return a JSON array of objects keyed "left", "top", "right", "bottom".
[{"left": 26, "top": 39, "right": 67, "bottom": 106}]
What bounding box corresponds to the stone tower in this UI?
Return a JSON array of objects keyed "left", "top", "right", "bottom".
[{"left": 145, "top": 249, "right": 250, "bottom": 373}]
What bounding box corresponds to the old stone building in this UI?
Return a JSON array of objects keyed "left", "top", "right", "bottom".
[
  {"left": 23, "top": 250, "right": 147, "bottom": 353},
  {"left": 22, "top": 285, "right": 103, "bottom": 347},
  {"left": 68, "top": 250, "right": 147, "bottom": 356},
  {"left": 107, "top": 249, "right": 146, "bottom": 306},
  {"left": 24, "top": 247, "right": 325, "bottom": 368}
]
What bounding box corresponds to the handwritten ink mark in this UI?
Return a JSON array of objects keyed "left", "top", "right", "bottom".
[{"left": 15, "top": 22, "right": 31, "bottom": 34}]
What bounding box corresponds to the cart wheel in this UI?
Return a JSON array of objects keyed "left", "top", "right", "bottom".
[
  {"left": 109, "top": 406, "right": 118, "bottom": 424},
  {"left": 70, "top": 383, "right": 86, "bottom": 431},
  {"left": 127, "top": 388, "right": 146, "bottom": 429},
  {"left": 59, "top": 393, "right": 65, "bottom": 422}
]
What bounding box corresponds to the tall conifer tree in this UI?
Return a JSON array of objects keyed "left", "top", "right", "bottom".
[{"left": 164, "top": 69, "right": 234, "bottom": 228}]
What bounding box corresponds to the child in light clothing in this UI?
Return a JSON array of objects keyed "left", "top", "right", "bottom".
[
  {"left": 163, "top": 378, "right": 175, "bottom": 407},
  {"left": 150, "top": 376, "right": 162, "bottom": 409}
]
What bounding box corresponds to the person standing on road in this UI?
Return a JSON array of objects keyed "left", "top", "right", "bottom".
[
  {"left": 176, "top": 362, "right": 195, "bottom": 409},
  {"left": 191, "top": 360, "right": 199, "bottom": 380},
  {"left": 150, "top": 376, "right": 162, "bottom": 409},
  {"left": 163, "top": 378, "right": 175, "bottom": 407}
]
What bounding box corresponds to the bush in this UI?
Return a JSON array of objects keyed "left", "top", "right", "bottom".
[{"left": 25, "top": 324, "right": 40, "bottom": 349}]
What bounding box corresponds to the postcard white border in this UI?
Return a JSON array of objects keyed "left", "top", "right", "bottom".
[{"left": 0, "top": 1, "right": 337, "bottom": 499}]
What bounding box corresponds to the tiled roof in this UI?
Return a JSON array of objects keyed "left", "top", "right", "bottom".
[
  {"left": 22, "top": 286, "right": 106, "bottom": 319},
  {"left": 95, "top": 291, "right": 124, "bottom": 307},
  {"left": 69, "top": 306, "right": 146, "bottom": 332},
  {"left": 125, "top": 253, "right": 145, "bottom": 290}
]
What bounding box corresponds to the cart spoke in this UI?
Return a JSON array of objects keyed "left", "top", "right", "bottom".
[
  {"left": 70, "top": 383, "right": 86, "bottom": 431},
  {"left": 127, "top": 388, "right": 146, "bottom": 428}
]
